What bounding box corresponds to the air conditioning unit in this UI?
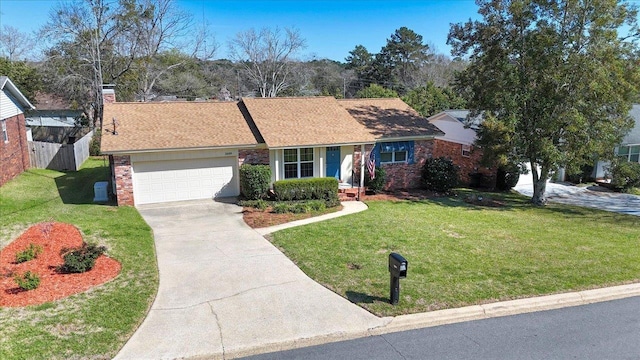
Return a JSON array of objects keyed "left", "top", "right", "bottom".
[{"left": 93, "top": 181, "right": 109, "bottom": 202}]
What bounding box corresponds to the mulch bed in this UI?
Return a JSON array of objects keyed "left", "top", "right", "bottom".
[{"left": 0, "top": 222, "right": 121, "bottom": 307}]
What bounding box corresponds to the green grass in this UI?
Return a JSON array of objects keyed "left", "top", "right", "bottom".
[
  {"left": 0, "top": 157, "right": 158, "bottom": 360},
  {"left": 270, "top": 190, "right": 640, "bottom": 317}
]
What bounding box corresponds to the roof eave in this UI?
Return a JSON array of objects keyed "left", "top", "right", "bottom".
[
  {"left": 0, "top": 77, "right": 35, "bottom": 110},
  {"left": 102, "top": 143, "right": 260, "bottom": 155}
]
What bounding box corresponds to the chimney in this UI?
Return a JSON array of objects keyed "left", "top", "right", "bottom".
[{"left": 102, "top": 84, "right": 116, "bottom": 104}]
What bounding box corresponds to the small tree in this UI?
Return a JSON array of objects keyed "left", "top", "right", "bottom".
[{"left": 421, "top": 157, "right": 459, "bottom": 193}]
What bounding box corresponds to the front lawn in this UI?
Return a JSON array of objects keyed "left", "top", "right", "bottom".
[
  {"left": 270, "top": 191, "right": 640, "bottom": 317},
  {"left": 0, "top": 157, "right": 158, "bottom": 359}
]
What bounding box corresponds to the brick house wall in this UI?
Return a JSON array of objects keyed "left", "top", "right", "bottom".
[
  {"left": 0, "top": 114, "right": 30, "bottom": 186},
  {"left": 432, "top": 139, "right": 495, "bottom": 187},
  {"left": 354, "top": 140, "right": 436, "bottom": 190},
  {"left": 110, "top": 155, "right": 134, "bottom": 206},
  {"left": 238, "top": 149, "right": 269, "bottom": 166}
]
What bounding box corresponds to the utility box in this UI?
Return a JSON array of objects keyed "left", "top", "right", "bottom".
[{"left": 93, "top": 181, "right": 109, "bottom": 202}]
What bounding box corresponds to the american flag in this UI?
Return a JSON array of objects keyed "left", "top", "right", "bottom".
[{"left": 367, "top": 150, "right": 375, "bottom": 180}]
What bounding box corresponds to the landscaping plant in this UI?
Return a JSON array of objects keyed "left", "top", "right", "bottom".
[
  {"left": 239, "top": 164, "right": 271, "bottom": 200},
  {"left": 365, "top": 166, "right": 386, "bottom": 194},
  {"left": 58, "top": 243, "right": 107, "bottom": 274},
  {"left": 15, "top": 243, "right": 43, "bottom": 263},
  {"left": 421, "top": 157, "right": 459, "bottom": 193},
  {"left": 14, "top": 271, "right": 41, "bottom": 291}
]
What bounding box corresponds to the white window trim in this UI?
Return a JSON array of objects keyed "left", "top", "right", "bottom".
[
  {"left": 462, "top": 144, "right": 471, "bottom": 157},
  {"left": 283, "top": 148, "right": 315, "bottom": 179},
  {"left": 380, "top": 150, "right": 408, "bottom": 164},
  {"left": 1, "top": 120, "right": 7, "bottom": 143}
]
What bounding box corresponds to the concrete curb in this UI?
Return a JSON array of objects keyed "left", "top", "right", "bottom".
[
  {"left": 254, "top": 201, "right": 369, "bottom": 235},
  {"left": 226, "top": 283, "right": 640, "bottom": 359}
]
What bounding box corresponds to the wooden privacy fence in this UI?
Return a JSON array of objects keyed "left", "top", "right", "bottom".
[{"left": 28, "top": 129, "right": 93, "bottom": 171}]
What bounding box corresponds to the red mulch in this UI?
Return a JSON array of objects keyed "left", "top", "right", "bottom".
[{"left": 0, "top": 222, "right": 121, "bottom": 307}]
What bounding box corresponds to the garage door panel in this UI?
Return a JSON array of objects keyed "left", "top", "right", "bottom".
[{"left": 132, "top": 156, "right": 239, "bottom": 205}]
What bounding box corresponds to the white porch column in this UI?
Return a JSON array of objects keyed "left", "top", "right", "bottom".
[{"left": 360, "top": 143, "right": 366, "bottom": 188}]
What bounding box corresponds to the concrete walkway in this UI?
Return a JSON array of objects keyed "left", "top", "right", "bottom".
[
  {"left": 515, "top": 182, "right": 640, "bottom": 216},
  {"left": 116, "top": 198, "right": 640, "bottom": 359}
]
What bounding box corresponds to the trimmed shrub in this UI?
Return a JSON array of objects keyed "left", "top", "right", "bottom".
[
  {"left": 239, "top": 164, "right": 271, "bottom": 200},
  {"left": 15, "top": 243, "right": 43, "bottom": 264},
  {"left": 421, "top": 157, "right": 460, "bottom": 193},
  {"left": 365, "top": 166, "right": 386, "bottom": 193},
  {"left": 610, "top": 161, "right": 640, "bottom": 191},
  {"left": 57, "top": 243, "right": 107, "bottom": 274},
  {"left": 271, "top": 200, "right": 328, "bottom": 214},
  {"left": 273, "top": 177, "right": 339, "bottom": 204},
  {"left": 495, "top": 163, "right": 522, "bottom": 191},
  {"left": 14, "top": 271, "right": 40, "bottom": 290},
  {"left": 238, "top": 199, "right": 268, "bottom": 210},
  {"left": 566, "top": 164, "right": 594, "bottom": 184}
]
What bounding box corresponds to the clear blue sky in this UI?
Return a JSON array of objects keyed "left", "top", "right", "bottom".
[{"left": 0, "top": 0, "right": 481, "bottom": 61}]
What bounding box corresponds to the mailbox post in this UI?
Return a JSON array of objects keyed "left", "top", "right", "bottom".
[{"left": 388, "top": 253, "right": 408, "bottom": 305}]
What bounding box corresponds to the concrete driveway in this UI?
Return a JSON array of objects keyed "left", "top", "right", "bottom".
[
  {"left": 114, "top": 199, "right": 387, "bottom": 360},
  {"left": 514, "top": 182, "right": 640, "bottom": 216}
]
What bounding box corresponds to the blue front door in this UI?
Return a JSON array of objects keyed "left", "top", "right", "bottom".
[{"left": 326, "top": 146, "right": 341, "bottom": 180}]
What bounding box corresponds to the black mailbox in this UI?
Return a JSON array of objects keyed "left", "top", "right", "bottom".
[
  {"left": 389, "top": 253, "right": 408, "bottom": 278},
  {"left": 388, "top": 253, "right": 408, "bottom": 305}
]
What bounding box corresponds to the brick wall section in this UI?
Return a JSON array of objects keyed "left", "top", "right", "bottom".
[
  {"left": 354, "top": 140, "right": 436, "bottom": 190},
  {"left": 432, "top": 139, "right": 495, "bottom": 187},
  {"left": 238, "top": 149, "right": 269, "bottom": 166},
  {"left": 111, "top": 155, "right": 134, "bottom": 206},
  {"left": 0, "top": 114, "right": 30, "bottom": 186}
]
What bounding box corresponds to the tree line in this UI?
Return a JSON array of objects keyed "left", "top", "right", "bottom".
[
  {"left": 0, "top": 0, "right": 466, "bottom": 125},
  {"left": 2, "top": 0, "right": 639, "bottom": 204}
]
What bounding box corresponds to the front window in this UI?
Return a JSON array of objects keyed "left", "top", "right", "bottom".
[
  {"left": 283, "top": 148, "right": 314, "bottom": 179},
  {"left": 380, "top": 150, "right": 407, "bottom": 164}
]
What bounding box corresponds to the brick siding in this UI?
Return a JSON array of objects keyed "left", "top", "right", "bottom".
[
  {"left": 111, "top": 155, "right": 134, "bottom": 206},
  {"left": 238, "top": 149, "right": 269, "bottom": 166},
  {"left": 0, "top": 114, "right": 30, "bottom": 186},
  {"left": 432, "top": 139, "right": 495, "bottom": 187},
  {"left": 354, "top": 140, "right": 436, "bottom": 190}
]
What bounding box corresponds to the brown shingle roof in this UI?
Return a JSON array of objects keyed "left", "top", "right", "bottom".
[
  {"left": 241, "top": 97, "right": 376, "bottom": 148},
  {"left": 338, "top": 98, "right": 444, "bottom": 139},
  {"left": 101, "top": 102, "right": 258, "bottom": 153}
]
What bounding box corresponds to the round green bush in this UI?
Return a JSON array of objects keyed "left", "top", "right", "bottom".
[
  {"left": 365, "top": 166, "right": 386, "bottom": 193},
  {"left": 421, "top": 157, "right": 460, "bottom": 193}
]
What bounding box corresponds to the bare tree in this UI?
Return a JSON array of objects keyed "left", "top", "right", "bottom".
[
  {"left": 132, "top": 0, "right": 217, "bottom": 101},
  {"left": 0, "top": 25, "right": 35, "bottom": 61},
  {"left": 41, "top": 0, "right": 140, "bottom": 125},
  {"left": 228, "top": 27, "right": 306, "bottom": 97}
]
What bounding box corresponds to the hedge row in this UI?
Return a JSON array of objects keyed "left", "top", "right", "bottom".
[{"left": 273, "top": 177, "right": 339, "bottom": 205}]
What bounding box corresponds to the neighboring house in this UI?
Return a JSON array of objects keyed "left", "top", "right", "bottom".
[
  {"left": 101, "top": 95, "right": 453, "bottom": 206},
  {"left": 26, "top": 109, "right": 82, "bottom": 128},
  {"left": 594, "top": 104, "right": 640, "bottom": 179},
  {"left": 0, "top": 76, "right": 35, "bottom": 186},
  {"left": 426, "top": 109, "right": 495, "bottom": 186}
]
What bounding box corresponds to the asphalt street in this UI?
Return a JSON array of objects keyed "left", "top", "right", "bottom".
[{"left": 242, "top": 296, "right": 640, "bottom": 360}]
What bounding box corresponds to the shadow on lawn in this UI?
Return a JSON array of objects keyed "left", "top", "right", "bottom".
[
  {"left": 55, "top": 165, "right": 113, "bottom": 205},
  {"left": 346, "top": 290, "right": 389, "bottom": 305}
]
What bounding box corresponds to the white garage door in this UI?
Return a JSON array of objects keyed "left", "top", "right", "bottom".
[{"left": 133, "top": 156, "right": 238, "bottom": 205}]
